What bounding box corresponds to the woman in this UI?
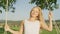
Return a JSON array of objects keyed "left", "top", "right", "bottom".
[{"left": 5, "top": 6, "right": 53, "bottom": 34}]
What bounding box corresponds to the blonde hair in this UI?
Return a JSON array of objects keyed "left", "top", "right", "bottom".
[{"left": 30, "top": 6, "right": 45, "bottom": 23}]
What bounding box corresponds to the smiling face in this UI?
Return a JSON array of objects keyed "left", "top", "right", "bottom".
[
  {"left": 30, "top": 7, "right": 40, "bottom": 18},
  {"left": 30, "top": 6, "right": 44, "bottom": 23}
]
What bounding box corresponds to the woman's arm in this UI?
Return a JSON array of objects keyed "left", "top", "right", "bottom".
[
  {"left": 40, "top": 11, "right": 53, "bottom": 31},
  {"left": 19, "top": 21, "right": 24, "bottom": 34},
  {"left": 5, "top": 24, "right": 19, "bottom": 34},
  {"left": 8, "top": 28, "right": 19, "bottom": 34},
  {"left": 5, "top": 21, "right": 24, "bottom": 34}
]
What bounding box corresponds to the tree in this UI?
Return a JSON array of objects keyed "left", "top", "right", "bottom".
[
  {"left": 30, "top": 0, "right": 59, "bottom": 10},
  {"left": 0, "top": 0, "right": 16, "bottom": 24},
  {"left": 0, "top": 0, "right": 16, "bottom": 25},
  {"left": 0, "top": 0, "right": 16, "bottom": 34},
  {"left": 0, "top": 0, "right": 16, "bottom": 13},
  {"left": 30, "top": 0, "right": 60, "bottom": 34}
]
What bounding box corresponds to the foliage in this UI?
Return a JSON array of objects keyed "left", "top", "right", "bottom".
[
  {"left": 30, "top": 0, "right": 59, "bottom": 10},
  {"left": 0, "top": 0, "right": 16, "bottom": 13}
]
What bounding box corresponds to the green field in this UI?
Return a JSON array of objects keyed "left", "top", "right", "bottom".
[
  {"left": 0, "top": 20, "right": 60, "bottom": 34},
  {"left": 0, "top": 27, "right": 59, "bottom": 34}
]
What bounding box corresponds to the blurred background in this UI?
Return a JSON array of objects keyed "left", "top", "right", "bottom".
[{"left": 0, "top": 0, "right": 60, "bottom": 34}]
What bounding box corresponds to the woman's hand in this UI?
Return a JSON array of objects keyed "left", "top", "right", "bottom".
[
  {"left": 4, "top": 24, "right": 10, "bottom": 31},
  {"left": 48, "top": 11, "right": 53, "bottom": 20},
  {"left": 4, "top": 24, "right": 20, "bottom": 34}
]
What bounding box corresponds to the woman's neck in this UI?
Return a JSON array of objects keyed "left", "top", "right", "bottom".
[{"left": 29, "top": 17, "right": 37, "bottom": 21}]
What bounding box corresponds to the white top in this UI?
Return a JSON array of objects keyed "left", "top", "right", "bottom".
[{"left": 24, "top": 19, "right": 40, "bottom": 34}]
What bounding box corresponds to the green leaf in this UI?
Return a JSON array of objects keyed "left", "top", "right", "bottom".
[
  {"left": 30, "top": 0, "right": 59, "bottom": 10},
  {"left": 54, "top": 4, "right": 59, "bottom": 9},
  {"left": 0, "top": 10, "right": 2, "bottom": 13},
  {"left": 11, "top": 10, "right": 15, "bottom": 13},
  {"left": 0, "top": 0, "right": 16, "bottom": 12}
]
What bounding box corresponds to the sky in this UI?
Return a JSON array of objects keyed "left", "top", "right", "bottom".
[{"left": 0, "top": 0, "right": 60, "bottom": 21}]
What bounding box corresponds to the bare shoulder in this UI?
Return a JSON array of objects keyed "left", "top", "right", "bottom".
[{"left": 20, "top": 20, "right": 24, "bottom": 25}]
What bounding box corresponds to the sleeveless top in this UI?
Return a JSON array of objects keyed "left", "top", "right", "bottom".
[{"left": 24, "top": 19, "right": 40, "bottom": 34}]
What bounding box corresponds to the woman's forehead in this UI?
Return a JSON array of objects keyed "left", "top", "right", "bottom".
[{"left": 33, "top": 8, "right": 39, "bottom": 11}]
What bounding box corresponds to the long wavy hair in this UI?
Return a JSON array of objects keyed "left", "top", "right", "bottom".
[{"left": 30, "top": 6, "right": 45, "bottom": 23}]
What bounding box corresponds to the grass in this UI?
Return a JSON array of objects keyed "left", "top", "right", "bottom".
[
  {"left": 0, "top": 20, "right": 60, "bottom": 34},
  {"left": 0, "top": 26, "right": 59, "bottom": 34},
  {"left": 40, "top": 29, "right": 57, "bottom": 34}
]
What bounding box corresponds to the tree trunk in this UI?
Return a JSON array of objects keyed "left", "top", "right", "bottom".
[{"left": 4, "top": 0, "right": 8, "bottom": 34}]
